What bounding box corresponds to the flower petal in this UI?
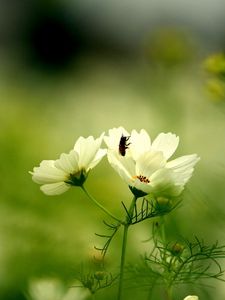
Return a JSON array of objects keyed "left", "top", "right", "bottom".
[
  {"left": 107, "top": 151, "right": 135, "bottom": 185},
  {"left": 40, "top": 182, "right": 70, "bottom": 195},
  {"left": 166, "top": 154, "right": 200, "bottom": 172},
  {"left": 129, "top": 129, "right": 151, "bottom": 160},
  {"left": 104, "top": 127, "right": 130, "bottom": 151},
  {"left": 30, "top": 160, "right": 67, "bottom": 184},
  {"left": 183, "top": 296, "right": 199, "bottom": 300},
  {"left": 166, "top": 154, "right": 200, "bottom": 185},
  {"left": 88, "top": 148, "right": 107, "bottom": 170},
  {"left": 150, "top": 168, "right": 183, "bottom": 197},
  {"left": 54, "top": 150, "right": 79, "bottom": 174},
  {"left": 74, "top": 133, "right": 105, "bottom": 169},
  {"left": 151, "top": 133, "right": 179, "bottom": 160},
  {"left": 136, "top": 151, "right": 166, "bottom": 178},
  {"left": 132, "top": 178, "right": 153, "bottom": 194}
]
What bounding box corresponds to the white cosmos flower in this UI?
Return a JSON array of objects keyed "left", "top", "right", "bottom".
[
  {"left": 28, "top": 278, "right": 90, "bottom": 300},
  {"left": 30, "top": 133, "right": 106, "bottom": 195},
  {"left": 105, "top": 127, "right": 200, "bottom": 197},
  {"left": 183, "top": 296, "right": 199, "bottom": 300}
]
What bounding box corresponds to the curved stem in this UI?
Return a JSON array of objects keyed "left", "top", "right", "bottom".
[
  {"left": 117, "top": 196, "right": 137, "bottom": 300},
  {"left": 81, "top": 185, "right": 123, "bottom": 224}
]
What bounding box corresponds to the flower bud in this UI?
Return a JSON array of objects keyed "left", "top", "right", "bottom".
[
  {"left": 170, "top": 242, "right": 184, "bottom": 256},
  {"left": 155, "top": 197, "right": 171, "bottom": 212},
  {"left": 94, "top": 271, "right": 105, "bottom": 281}
]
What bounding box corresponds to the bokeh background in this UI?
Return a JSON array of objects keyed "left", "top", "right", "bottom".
[{"left": 1, "top": 0, "right": 225, "bottom": 299}]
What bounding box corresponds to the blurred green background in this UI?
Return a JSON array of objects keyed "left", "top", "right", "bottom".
[{"left": 1, "top": 0, "right": 225, "bottom": 299}]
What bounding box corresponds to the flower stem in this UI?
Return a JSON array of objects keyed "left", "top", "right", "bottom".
[
  {"left": 159, "top": 217, "right": 173, "bottom": 300},
  {"left": 117, "top": 196, "right": 137, "bottom": 300},
  {"left": 165, "top": 285, "right": 173, "bottom": 300},
  {"left": 117, "top": 223, "right": 129, "bottom": 300},
  {"left": 160, "top": 216, "right": 166, "bottom": 245},
  {"left": 81, "top": 185, "right": 123, "bottom": 224}
]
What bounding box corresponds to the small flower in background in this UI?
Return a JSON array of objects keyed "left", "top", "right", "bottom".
[
  {"left": 28, "top": 278, "right": 63, "bottom": 300},
  {"left": 203, "top": 52, "right": 225, "bottom": 102},
  {"left": 183, "top": 296, "right": 199, "bottom": 300},
  {"left": 205, "top": 78, "right": 225, "bottom": 101},
  {"left": 28, "top": 278, "right": 91, "bottom": 300},
  {"left": 30, "top": 133, "right": 106, "bottom": 195},
  {"left": 204, "top": 52, "right": 225, "bottom": 77},
  {"left": 105, "top": 127, "right": 200, "bottom": 198}
]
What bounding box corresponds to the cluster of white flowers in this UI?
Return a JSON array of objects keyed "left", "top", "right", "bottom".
[{"left": 30, "top": 127, "right": 200, "bottom": 197}]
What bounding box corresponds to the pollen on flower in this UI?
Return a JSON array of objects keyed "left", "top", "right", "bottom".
[{"left": 133, "top": 175, "right": 150, "bottom": 184}]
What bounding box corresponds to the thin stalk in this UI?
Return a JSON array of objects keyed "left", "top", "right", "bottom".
[
  {"left": 117, "top": 224, "right": 129, "bottom": 300},
  {"left": 159, "top": 217, "right": 173, "bottom": 300},
  {"left": 117, "top": 196, "right": 137, "bottom": 300},
  {"left": 160, "top": 216, "right": 166, "bottom": 245},
  {"left": 165, "top": 285, "right": 173, "bottom": 300},
  {"left": 81, "top": 186, "right": 123, "bottom": 224}
]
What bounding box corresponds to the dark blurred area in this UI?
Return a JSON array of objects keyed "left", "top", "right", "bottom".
[{"left": 1, "top": 0, "right": 225, "bottom": 74}]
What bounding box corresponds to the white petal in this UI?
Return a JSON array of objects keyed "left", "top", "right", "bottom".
[
  {"left": 74, "top": 133, "right": 104, "bottom": 169},
  {"left": 183, "top": 296, "right": 199, "bottom": 300},
  {"left": 129, "top": 129, "right": 151, "bottom": 160},
  {"left": 104, "top": 127, "right": 130, "bottom": 151},
  {"left": 40, "top": 182, "right": 70, "bottom": 195},
  {"left": 150, "top": 168, "right": 184, "bottom": 197},
  {"left": 166, "top": 154, "right": 200, "bottom": 185},
  {"left": 166, "top": 154, "right": 200, "bottom": 172},
  {"left": 136, "top": 151, "right": 166, "bottom": 178},
  {"left": 107, "top": 151, "right": 135, "bottom": 184},
  {"left": 30, "top": 160, "right": 67, "bottom": 184},
  {"left": 132, "top": 179, "right": 153, "bottom": 194},
  {"left": 88, "top": 148, "right": 107, "bottom": 170},
  {"left": 54, "top": 150, "right": 79, "bottom": 174},
  {"left": 151, "top": 133, "right": 179, "bottom": 160}
]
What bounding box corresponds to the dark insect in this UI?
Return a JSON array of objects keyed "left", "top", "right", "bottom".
[{"left": 119, "top": 134, "right": 131, "bottom": 156}]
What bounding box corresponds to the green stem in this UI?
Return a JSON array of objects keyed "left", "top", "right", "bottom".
[
  {"left": 117, "top": 196, "right": 137, "bottom": 300},
  {"left": 81, "top": 185, "right": 123, "bottom": 224},
  {"left": 117, "top": 223, "right": 129, "bottom": 300},
  {"left": 160, "top": 216, "right": 166, "bottom": 245},
  {"left": 159, "top": 217, "right": 173, "bottom": 300},
  {"left": 165, "top": 285, "right": 173, "bottom": 300}
]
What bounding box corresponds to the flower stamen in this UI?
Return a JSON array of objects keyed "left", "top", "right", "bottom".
[{"left": 133, "top": 175, "right": 150, "bottom": 184}]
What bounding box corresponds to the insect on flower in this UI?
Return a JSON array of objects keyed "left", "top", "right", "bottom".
[{"left": 119, "top": 134, "right": 131, "bottom": 156}]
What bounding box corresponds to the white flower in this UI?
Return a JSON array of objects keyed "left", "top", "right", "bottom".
[
  {"left": 28, "top": 278, "right": 90, "bottom": 300},
  {"left": 30, "top": 133, "right": 106, "bottom": 195},
  {"left": 183, "top": 296, "right": 199, "bottom": 300},
  {"left": 105, "top": 127, "right": 200, "bottom": 197}
]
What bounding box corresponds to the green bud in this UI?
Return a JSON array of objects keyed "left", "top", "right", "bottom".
[
  {"left": 170, "top": 243, "right": 184, "bottom": 256},
  {"left": 94, "top": 271, "right": 105, "bottom": 281},
  {"left": 155, "top": 197, "right": 171, "bottom": 212}
]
